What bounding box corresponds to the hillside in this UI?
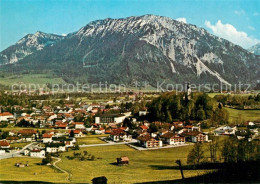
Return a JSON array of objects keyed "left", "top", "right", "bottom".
[{"left": 0, "top": 15, "right": 259, "bottom": 87}]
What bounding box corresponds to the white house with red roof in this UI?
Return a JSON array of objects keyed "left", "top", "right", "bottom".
[
  {"left": 42, "top": 133, "right": 53, "bottom": 143},
  {"left": 0, "top": 112, "right": 14, "bottom": 121},
  {"left": 30, "top": 149, "right": 45, "bottom": 158},
  {"left": 0, "top": 140, "right": 10, "bottom": 149}
]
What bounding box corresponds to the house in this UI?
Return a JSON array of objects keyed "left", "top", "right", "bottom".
[
  {"left": 0, "top": 140, "right": 10, "bottom": 149},
  {"left": 95, "top": 113, "right": 129, "bottom": 124},
  {"left": 161, "top": 132, "right": 185, "bottom": 145},
  {"left": 181, "top": 131, "right": 208, "bottom": 142},
  {"left": 18, "top": 129, "right": 38, "bottom": 142},
  {"left": 137, "top": 135, "right": 162, "bottom": 148},
  {"left": 110, "top": 129, "right": 132, "bottom": 142},
  {"left": 30, "top": 149, "right": 45, "bottom": 158},
  {"left": 117, "top": 156, "right": 129, "bottom": 165},
  {"left": 214, "top": 126, "right": 236, "bottom": 136},
  {"left": 0, "top": 112, "right": 14, "bottom": 121},
  {"left": 42, "top": 133, "right": 53, "bottom": 143},
  {"left": 158, "top": 129, "right": 168, "bottom": 136},
  {"left": 72, "top": 130, "right": 85, "bottom": 137},
  {"left": 54, "top": 122, "right": 68, "bottom": 129},
  {"left": 95, "top": 128, "right": 105, "bottom": 135},
  {"left": 6, "top": 136, "right": 20, "bottom": 143},
  {"left": 72, "top": 122, "right": 85, "bottom": 129},
  {"left": 46, "top": 143, "right": 66, "bottom": 153},
  {"left": 139, "top": 110, "right": 147, "bottom": 116}
]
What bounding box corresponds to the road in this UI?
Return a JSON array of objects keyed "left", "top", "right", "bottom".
[
  {"left": 0, "top": 142, "right": 37, "bottom": 160},
  {"left": 52, "top": 157, "right": 72, "bottom": 182}
]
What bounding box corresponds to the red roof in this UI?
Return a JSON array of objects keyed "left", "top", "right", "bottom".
[
  {"left": 18, "top": 129, "right": 37, "bottom": 134},
  {"left": 0, "top": 140, "right": 10, "bottom": 146},
  {"left": 42, "top": 133, "right": 53, "bottom": 138},
  {"left": 73, "top": 130, "right": 81, "bottom": 134},
  {"left": 0, "top": 112, "right": 13, "bottom": 116},
  {"left": 73, "top": 122, "right": 84, "bottom": 125},
  {"left": 111, "top": 129, "right": 125, "bottom": 135},
  {"left": 140, "top": 125, "right": 148, "bottom": 130}
]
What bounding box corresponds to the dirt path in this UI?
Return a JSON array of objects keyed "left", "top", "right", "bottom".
[{"left": 52, "top": 157, "right": 72, "bottom": 182}]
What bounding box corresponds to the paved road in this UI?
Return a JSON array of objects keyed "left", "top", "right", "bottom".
[
  {"left": 0, "top": 142, "right": 37, "bottom": 160},
  {"left": 79, "top": 140, "right": 138, "bottom": 148}
]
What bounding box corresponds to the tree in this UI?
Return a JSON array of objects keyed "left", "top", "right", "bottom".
[
  {"left": 42, "top": 154, "right": 52, "bottom": 165},
  {"left": 74, "top": 143, "right": 80, "bottom": 150},
  {"left": 196, "top": 107, "right": 206, "bottom": 121},
  {"left": 221, "top": 138, "right": 238, "bottom": 163},
  {"left": 69, "top": 130, "right": 75, "bottom": 137},
  {"left": 187, "top": 143, "right": 204, "bottom": 165},
  {"left": 209, "top": 137, "right": 218, "bottom": 163}
]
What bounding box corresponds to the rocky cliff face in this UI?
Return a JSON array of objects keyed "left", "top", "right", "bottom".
[
  {"left": 0, "top": 31, "right": 64, "bottom": 65},
  {"left": 1, "top": 15, "right": 259, "bottom": 86}
]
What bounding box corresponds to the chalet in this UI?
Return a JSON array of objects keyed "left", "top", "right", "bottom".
[
  {"left": 46, "top": 143, "right": 66, "bottom": 153},
  {"left": 71, "top": 130, "right": 85, "bottom": 137},
  {"left": 214, "top": 126, "right": 236, "bottom": 136},
  {"left": 6, "top": 136, "right": 20, "bottom": 143},
  {"left": 42, "top": 133, "right": 53, "bottom": 143},
  {"left": 0, "top": 112, "right": 14, "bottom": 121},
  {"left": 117, "top": 156, "right": 129, "bottom": 165},
  {"left": 18, "top": 129, "right": 38, "bottom": 142},
  {"left": 54, "top": 122, "right": 68, "bottom": 129},
  {"left": 181, "top": 131, "right": 208, "bottom": 142},
  {"left": 161, "top": 132, "right": 185, "bottom": 145},
  {"left": 0, "top": 140, "right": 10, "bottom": 149},
  {"left": 137, "top": 135, "right": 162, "bottom": 148},
  {"left": 30, "top": 149, "right": 45, "bottom": 158},
  {"left": 72, "top": 122, "right": 85, "bottom": 129},
  {"left": 95, "top": 128, "right": 105, "bottom": 135},
  {"left": 110, "top": 129, "right": 132, "bottom": 142},
  {"left": 95, "top": 114, "right": 127, "bottom": 124}
]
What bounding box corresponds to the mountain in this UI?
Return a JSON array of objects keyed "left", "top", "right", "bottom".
[
  {"left": 248, "top": 43, "right": 260, "bottom": 55},
  {"left": 0, "top": 15, "right": 259, "bottom": 87},
  {"left": 0, "top": 31, "right": 64, "bottom": 65}
]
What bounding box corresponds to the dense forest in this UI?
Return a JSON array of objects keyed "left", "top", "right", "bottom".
[{"left": 148, "top": 92, "right": 229, "bottom": 125}]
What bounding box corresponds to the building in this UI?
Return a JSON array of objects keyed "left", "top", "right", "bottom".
[
  {"left": 137, "top": 135, "right": 162, "bottom": 148},
  {"left": 46, "top": 143, "right": 66, "bottom": 153},
  {"left": 161, "top": 132, "right": 185, "bottom": 145},
  {"left": 110, "top": 129, "right": 132, "bottom": 142},
  {"left": 30, "top": 149, "right": 45, "bottom": 158},
  {"left": 95, "top": 113, "right": 131, "bottom": 124},
  {"left": 0, "top": 112, "right": 14, "bottom": 121},
  {"left": 117, "top": 156, "right": 129, "bottom": 165},
  {"left": 42, "top": 133, "right": 53, "bottom": 143},
  {"left": 73, "top": 122, "right": 85, "bottom": 129},
  {"left": 0, "top": 140, "right": 10, "bottom": 149},
  {"left": 214, "top": 126, "right": 236, "bottom": 136},
  {"left": 181, "top": 131, "right": 208, "bottom": 142}
]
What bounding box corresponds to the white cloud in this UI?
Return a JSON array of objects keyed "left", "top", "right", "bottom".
[
  {"left": 234, "top": 10, "right": 245, "bottom": 16},
  {"left": 205, "top": 20, "right": 260, "bottom": 49},
  {"left": 248, "top": 26, "right": 255, "bottom": 31},
  {"left": 176, "top": 17, "right": 187, "bottom": 24}
]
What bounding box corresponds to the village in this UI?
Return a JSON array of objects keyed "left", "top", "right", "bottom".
[{"left": 0, "top": 93, "right": 259, "bottom": 159}]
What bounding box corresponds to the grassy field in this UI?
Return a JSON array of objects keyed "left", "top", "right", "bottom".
[
  {"left": 10, "top": 142, "right": 30, "bottom": 149},
  {"left": 0, "top": 157, "right": 67, "bottom": 183},
  {"left": 0, "top": 74, "right": 66, "bottom": 87},
  {"left": 76, "top": 134, "right": 108, "bottom": 145},
  {"left": 224, "top": 107, "right": 260, "bottom": 123},
  {"left": 0, "top": 135, "right": 228, "bottom": 183}
]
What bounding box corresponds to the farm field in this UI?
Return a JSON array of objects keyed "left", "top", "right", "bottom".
[
  {"left": 76, "top": 134, "right": 108, "bottom": 145},
  {"left": 0, "top": 74, "right": 66, "bottom": 87},
  {"left": 224, "top": 107, "right": 260, "bottom": 123},
  {"left": 0, "top": 157, "right": 67, "bottom": 183},
  {"left": 0, "top": 136, "right": 228, "bottom": 183}
]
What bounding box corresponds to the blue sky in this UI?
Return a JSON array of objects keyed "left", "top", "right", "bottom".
[{"left": 0, "top": 0, "right": 259, "bottom": 51}]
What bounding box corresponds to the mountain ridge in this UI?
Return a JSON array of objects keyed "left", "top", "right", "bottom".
[{"left": 0, "top": 15, "right": 259, "bottom": 87}]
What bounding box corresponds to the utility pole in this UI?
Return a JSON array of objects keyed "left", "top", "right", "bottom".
[{"left": 176, "top": 160, "right": 184, "bottom": 180}]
